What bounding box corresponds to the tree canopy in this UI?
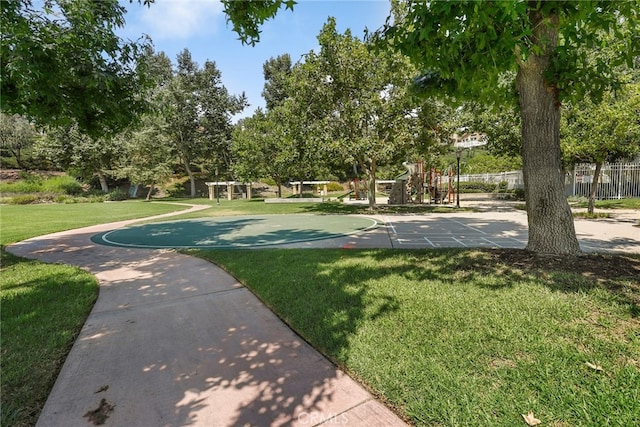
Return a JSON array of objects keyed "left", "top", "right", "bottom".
[
  {"left": 150, "top": 49, "right": 247, "bottom": 196},
  {"left": 262, "top": 54, "right": 293, "bottom": 110},
  {"left": 1, "top": 0, "right": 152, "bottom": 136},
  {"left": 0, "top": 113, "right": 38, "bottom": 169},
  {"left": 561, "top": 83, "right": 640, "bottom": 213}
]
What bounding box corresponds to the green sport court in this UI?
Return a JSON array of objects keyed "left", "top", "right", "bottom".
[{"left": 92, "top": 214, "right": 378, "bottom": 249}]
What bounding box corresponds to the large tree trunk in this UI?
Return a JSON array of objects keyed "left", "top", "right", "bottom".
[
  {"left": 515, "top": 9, "right": 581, "bottom": 255},
  {"left": 367, "top": 157, "right": 377, "bottom": 210},
  {"left": 588, "top": 161, "right": 603, "bottom": 215},
  {"left": 146, "top": 181, "right": 155, "bottom": 201},
  {"left": 183, "top": 158, "right": 196, "bottom": 197},
  {"left": 96, "top": 170, "right": 109, "bottom": 193}
]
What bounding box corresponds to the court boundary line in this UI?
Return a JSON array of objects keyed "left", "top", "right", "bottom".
[{"left": 97, "top": 216, "right": 379, "bottom": 250}]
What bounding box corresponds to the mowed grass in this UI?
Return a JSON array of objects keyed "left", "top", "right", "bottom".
[
  {"left": 0, "top": 201, "right": 189, "bottom": 243},
  {"left": 154, "top": 197, "right": 469, "bottom": 220},
  {"left": 571, "top": 198, "right": 640, "bottom": 210},
  {"left": 193, "top": 248, "right": 640, "bottom": 426},
  {"left": 1, "top": 251, "right": 99, "bottom": 426},
  {"left": 0, "top": 201, "right": 192, "bottom": 426}
]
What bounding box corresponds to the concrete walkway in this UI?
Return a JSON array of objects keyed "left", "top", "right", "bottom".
[{"left": 7, "top": 205, "right": 407, "bottom": 427}]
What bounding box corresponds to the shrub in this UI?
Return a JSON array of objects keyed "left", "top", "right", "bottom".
[
  {"left": 458, "top": 181, "right": 498, "bottom": 193},
  {"left": 55, "top": 195, "right": 75, "bottom": 203},
  {"left": 326, "top": 181, "right": 344, "bottom": 192},
  {"left": 261, "top": 177, "right": 277, "bottom": 186},
  {"left": 5, "top": 194, "right": 40, "bottom": 205},
  {"left": 104, "top": 189, "right": 128, "bottom": 201},
  {"left": 18, "top": 171, "right": 43, "bottom": 184},
  {"left": 166, "top": 182, "right": 186, "bottom": 198},
  {"left": 513, "top": 188, "right": 526, "bottom": 200},
  {"left": 0, "top": 181, "right": 41, "bottom": 194},
  {"left": 42, "top": 176, "right": 83, "bottom": 195}
]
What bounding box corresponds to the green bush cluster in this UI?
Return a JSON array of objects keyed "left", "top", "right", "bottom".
[
  {"left": 458, "top": 181, "right": 500, "bottom": 193},
  {"left": 104, "top": 189, "right": 128, "bottom": 201},
  {"left": 0, "top": 174, "right": 82, "bottom": 195},
  {"left": 3, "top": 194, "right": 40, "bottom": 205},
  {"left": 165, "top": 182, "right": 186, "bottom": 198},
  {"left": 0, "top": 180, "right": 42, "bottom": 194},
  {"left": 41, "top": 176, "right": 83, "bottom": 195},
  {"left": 326, "top": 181, "right": 344, "bottom": 192}
]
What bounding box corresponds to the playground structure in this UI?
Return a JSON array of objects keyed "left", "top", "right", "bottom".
[
  {"left": 388, "top": 161, "right": 457, "bottom": 205},
  {"left": 348, "top": 178, "right": 368, "bottom": 200}
]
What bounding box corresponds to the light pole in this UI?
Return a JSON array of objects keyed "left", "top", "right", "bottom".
[{"left": 456, "top": 149, "right": 462, "bottom": 208}]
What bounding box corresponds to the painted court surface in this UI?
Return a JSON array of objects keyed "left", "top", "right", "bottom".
[
  {"left": 92, "top": 211, "right": 640, "bottom": 254},
  {"left": 92, "top": 214, "right": 378, "bottom": 249}
]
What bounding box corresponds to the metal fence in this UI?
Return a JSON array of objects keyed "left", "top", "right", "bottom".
[
  {"left": 445, "top": 171, "right": 524, "bottom": 190},
  {"left": 441, "top": 162, "right": 640, "bottom": 199},
  {"left": 567, "top": 162, "right": 640, "bottom": 199}
]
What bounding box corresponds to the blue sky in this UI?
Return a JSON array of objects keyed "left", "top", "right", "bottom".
[{"left": 119, "top": 0, "right": 391, "bottom": 121}]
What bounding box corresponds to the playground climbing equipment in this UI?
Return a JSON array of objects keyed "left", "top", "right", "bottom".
[{"left": 388, "top": 161, "right": 457, "bottom": 205}]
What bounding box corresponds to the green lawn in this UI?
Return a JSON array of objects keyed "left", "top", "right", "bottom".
[
  {"left": 570, "top": 198, "right": 640, "bottom": 210},
  {"left": 194, "top": 248, "right": 640, "bottom": 426},
  {"left": 152, "top": 197, "right": 470, "bottom": 220},
  {"left": 1, "top": 251, "right": 99, "bottom": 426},
  {"left": 0, "top": 201, "right": 188, "bottom": 244}
]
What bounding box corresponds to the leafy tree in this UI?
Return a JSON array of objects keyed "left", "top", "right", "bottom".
[
  {"left": 262, "top": 54, "right": 292, "bottom": 110},
  {"left": 222, "top": 0, "right": 296, "bottom": 46},
  {"left": 412, "top": 98, "right": 459, "bottom": 171},
  {"left": 1, "top": 0, "right": 151, "bottom": 136},
  {"left": 36, "top": 124, "right": 123, "bottom": 192},
  {"left": 0, "top": 113, "right": 38, "bottom": 169},
  {"left": 372, "top": 0, "right": 640, "bottom": 255},
  {"left": 221, "top": 2, "right": 638, "bottom": 253},
  {"left": 161, "top": 49, "right": 247, "bottom": 196},
  {"left": 293, "top": 18, "right": 418, "bottom": 208},
  {"left": 232, "top": 108, "right": 298, "bottom": 197},
  {"left": 464, "top": 152, "right": 523, "bottom": 175},
  {"left": 562, "top": 83, "right": 640, "bottom": 213},
  {"left": 114, "top": 115, "right": 174, "bottom": 200},
  {"left": 456, "top": 104, "right": 522, "bottom": 159}
]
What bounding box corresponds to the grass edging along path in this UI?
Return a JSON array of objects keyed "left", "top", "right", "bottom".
[
  {"left": 0, "top": 201, "right": 195, "bottom": 427},
  {"left": 191, "top": 248, "right": 640, "bottom": 427}
]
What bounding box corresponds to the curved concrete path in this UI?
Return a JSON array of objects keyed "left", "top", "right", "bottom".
[{"left": 7, "top": 205, "right": 406, "bottom": 427}]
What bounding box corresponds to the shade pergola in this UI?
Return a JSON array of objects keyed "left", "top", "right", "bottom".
[
  {"left": 204, "top": 181, "right": 252, "bottom": 201},
  {"left": 289, "top": 181, "right": 330, "bottom": 195}
]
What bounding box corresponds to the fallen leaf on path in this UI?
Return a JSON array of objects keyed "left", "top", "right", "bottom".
[
  {"left": 585, "top": 361, "right": 604, "bottom": 371},
  {"left": 522, "top": 411, "right": 541, "bottom": 426}
]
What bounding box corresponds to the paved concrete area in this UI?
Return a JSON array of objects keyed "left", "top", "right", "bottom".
[
  {"left": 8, "top": 206, "right": 407, "bottom": 427},
  {"left": 276, "top": 210, "right": 640, "bottom": 254}
]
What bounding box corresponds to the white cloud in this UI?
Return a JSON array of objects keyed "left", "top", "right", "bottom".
[{"left": 134, "top": 0, "right": 224, "bottom": 40}]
